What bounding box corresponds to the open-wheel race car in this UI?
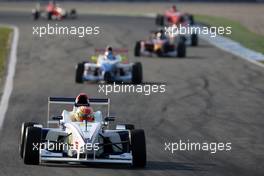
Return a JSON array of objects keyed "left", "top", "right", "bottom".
[
  {"left": 155, "top": 5, "right": 198, "bottom": 46},
  {"left": 75, "top": 47, "right": 143, "bottom": 84},
  {"left": 19, "top": 94, "right": 146, "bottom": 167},
  {"left": 32, "top": 0, "right": 77, "bottom": 20},
  {"left": 155, "top": 5, "right": 194, "bottom": 27},
  {"left": 134, "top": 29, "right": 186, "bottom": 58}
]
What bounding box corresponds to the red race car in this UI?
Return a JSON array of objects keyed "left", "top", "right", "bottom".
[
  {"left": 32, "top": 1, "right": 77, "bottom": 20},
  {"left": 156, "top": 5, "right": 194, "bottom": 26}
]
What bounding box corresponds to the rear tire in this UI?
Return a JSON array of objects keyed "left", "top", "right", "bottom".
[
  {"left": 132, "top": 62, "right": 142, "bottom": 84},
  {"left": 155, "top": 14, "right": 164, "bottom": 26},
  {"left": 75, "top": 63, "right": 84, "bottom": 83},
  {"left": 33, "top": 10, "right": 39, "bottom": 20},
  {"left": 188, "top": 14, "right": 194, "bottom": 25},
  {"left": 20, "top": 122, "right": 37, "bottom": 159},
  {"left": 47, "top": 12, "right": 52, "bottom": 20},
  {"left": 130, "top": 129, "right": 146, "bottom": 168},
  {"left": 23, "top": 127, "right": 41, "bottom": 165},
  {"left": 134, "top": 41, "right": 141, "bottom": 57}
]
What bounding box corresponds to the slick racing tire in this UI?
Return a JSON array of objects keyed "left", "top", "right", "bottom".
[
  {"left": 188, "top": 14, "right": 195, "bottom": 25},
  {"left": 23, "top": 127, "right": 41, "bottom": 165},
  {"left": 70, "top": 9, "right": 77, "bottom": 19},
  {"left": 177, "top": 39, "right": 186, "bottom": 58},
  {"left": 155, "top": 14, "right": 164, "bottom": 26},
  {"left": 132, "top": 62, "right": 142, "bottom": 84},
  {"left": 134, "top": 41, "right": 141, "bottom": 57},
  {"left": 104, "top": 71, "right": 112, "bottom": 83},
  {"left": 47, "top": 12, "right": 52, "bottom": 20},
  {"left": 130, "top": 129, "right": 146, "bottom": 168},
  {"left": 20, "top": 122, "right": 38, "bottom": 159},
  {"left": 33, "top": 10, "right": 40, "bottom": 20},
  {"left": 75, "top": 63, "right": 84, "bottom": 83},
  {"left": 191, "top": 33, "right": 198, "bottom": 46}
]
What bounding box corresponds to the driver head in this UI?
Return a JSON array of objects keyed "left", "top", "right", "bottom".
[
  {"left": 75, "top": 93, "right": 89, "bottom": 107},
  {"left": 105, "top": 45, "right": 113, "bottom": 55},
  {"left": 172, "top": 5, "right": 177, "bottom": 12}
]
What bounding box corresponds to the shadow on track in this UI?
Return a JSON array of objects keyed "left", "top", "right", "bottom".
[
  {"left": 139, "top": 55, "right": 206, "bottom": 60},
  {"left": 145, "top": 161, "right": 215, "bottom": 171},
  {"left": 42, "top": 160, "right": 215, "bottom": 171}
]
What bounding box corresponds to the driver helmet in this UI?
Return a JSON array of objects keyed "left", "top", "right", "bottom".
[
  {"left": 75, "top": 93, "right": 89, "bottom": 107},
  {"left": 104, "top": 46, "right": 116, "bottom": 60}
]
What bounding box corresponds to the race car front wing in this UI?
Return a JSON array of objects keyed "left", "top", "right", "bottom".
[{"left": 40, "top": 149, "right": 132, "bottom": 164}]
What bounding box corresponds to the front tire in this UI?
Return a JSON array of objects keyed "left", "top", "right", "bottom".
[
  {"left": 104, "top": 71, "right": 112, "bottom": 83},
  {"left": 177, "top": 39, "right": 186, "bottom": 58},
  {"left": 23, "top": 127, "right": 41, "bottom": 165},
  {"left": 134, "top": 41, "right": 141, "bottom": 57},
  {"left": 130, "top": 129, "right": 146, "bottom": 168},
  {"left": 132, "top": 62, "right": 142, "bottom": 84},
  {"left": 20, "top": 122, "right": 37, "bottom": 159},
  {"left": 75, "top": 63, "right": 84, "bottom": 83},
  {"left": 188, "top": 14, "right": 194, "bottom": 25},
  {"left": 70, "top": 9, "right": 77, "bottom": 19},
  {"left": 191, "top": 34, "right": 198, "bottom": 46}
]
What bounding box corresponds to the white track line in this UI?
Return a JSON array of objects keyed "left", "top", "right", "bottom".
[
  {"left": 198, "top": 27, "right": 264, "bottom": 68},
  {"left": 0, "top": 25, "right": 19, "bottom": 129}
]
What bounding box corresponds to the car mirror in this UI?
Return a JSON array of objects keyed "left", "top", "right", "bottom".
[
  {"left": 105, "top": 116, "right": 115, "bottom": 122},
  {"left": 52, "top": 115, "right": 63, "bottom": 121}
]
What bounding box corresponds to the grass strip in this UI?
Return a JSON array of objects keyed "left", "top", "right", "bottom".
[
  {"left": 0, "top": 27, "right": 12, "bottom": 77},
  {"left": 195, "top": 14, "right": 264, "bottom": 55}
]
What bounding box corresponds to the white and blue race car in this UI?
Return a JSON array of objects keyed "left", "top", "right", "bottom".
[
  {"left": 19, "top": 96, "right": 146, "bottom": 167},
  {"left": 75, "top": 48, "right": 143, "bottom": 84}
]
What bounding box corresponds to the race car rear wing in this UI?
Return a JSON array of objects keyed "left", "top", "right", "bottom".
[
  {"left": 95, "top": 48, "right": 128, "bottom": 54},
  {"left": 47, "top": 97, "right": 110, "bottom": 127},
  {"left": 91, "top": 48, "right": 129, "bottom": 64}
]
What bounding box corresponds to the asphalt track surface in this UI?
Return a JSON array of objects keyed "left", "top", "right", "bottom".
[{"left": 0, "top": 12, "right": 264, "bottom": 176}]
